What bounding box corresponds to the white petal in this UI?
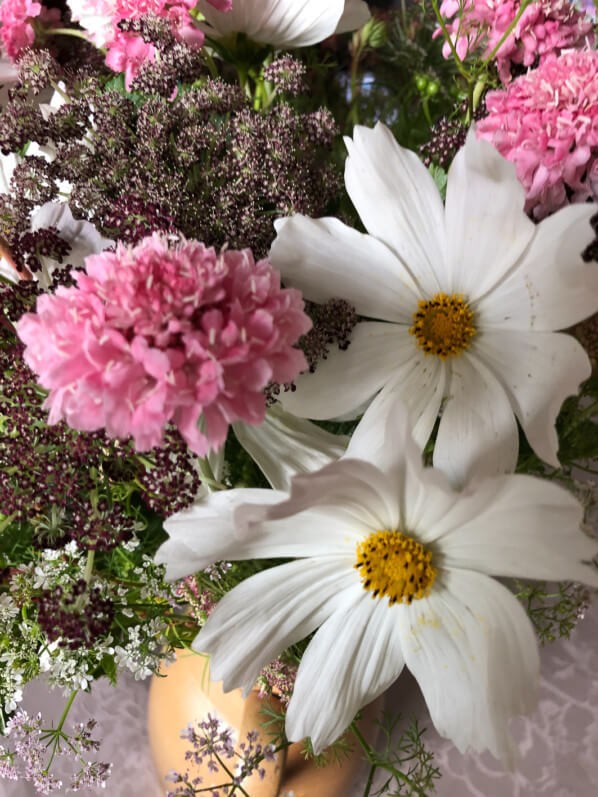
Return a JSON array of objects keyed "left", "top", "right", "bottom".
[
  {"left": 344, "top": 384, "right": 459, "bottom": 539},
  {"left": 31, "top": 202, "right": 113, "bottom": 267},
  {"left": 474, "top": 329, "right": 591, "bottom": 467},
  {"left": 233, "top": 404, "right": 348, "bottom": 491},
  {"left": 279, "top": 321, "right": 404, "bottom": 420},
  {"left": 434, "top": 352, "right": 518, "bottom": 487},
  {"left": 198, "top": 0, "right": 348, "bottom": 48},
  {"left": 344, "top": 123, "right": 446, "bottom": 296},
  {"left": 286, "top": 592, "right": 404, "bottom": 753},
  {"left": 194, "top": 557, "right": 359, "bottom": 695},
  {"left": 38, "top": 87, "right": 67, "bottom": 121},
  {"left": 156, "top": 488, "right": 361, "bottom": 579},
  {"left": 364, "top": 346, "right": 447, "bottom": 450},
  {"left": 444, "top": 132, "right": 535, "bottom": 300},
  {"left": 0, "top": 257, "right": 19, "bottom": 284},
  {"left": 335, "top": 0, "right": 371, "bottom": 33},
  {"left": 398, "top": 570, "right": 539, "bottom": 763},
  {"left": 239, "top": 458, "right": 400, "bottom": 539},
  {"left": 438, "top": 474, "right": 598, "bottom": 586},
  {"left": 0, "top": 153, "right": 17, "bottom": 195},
  {"left": 476, "top": 203, "right": 598, "bottom": 331},
  {"left": 271, "top": 215, "right": 420, "bottom": 323}
]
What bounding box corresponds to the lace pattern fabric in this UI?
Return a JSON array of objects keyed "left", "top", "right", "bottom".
[{"left": 0, "top": 603, "right": 595, "bottom": 796}]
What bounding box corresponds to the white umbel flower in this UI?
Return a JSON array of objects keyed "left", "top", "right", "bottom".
[
  {"left": 196, "top": 0, "right": 370, "bottom": 48},
  {"left": 155, "top": 396, "right": 598, "bottom": 761},
  {"left": 270, "top": 123, "right": 598, "bottom": 486}
]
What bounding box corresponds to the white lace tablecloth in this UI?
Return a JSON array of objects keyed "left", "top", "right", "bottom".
[{"left": 0, "top": 601, "right": 596, "bottom": 797}]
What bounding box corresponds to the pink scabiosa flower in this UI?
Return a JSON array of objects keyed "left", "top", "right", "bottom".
[
  {"left": 17, "top": 234, "right": 311, "bottom": 456},
  {"left": 0, "top": 0, "right": 61, "bottom": 61},
  {"left": 437, "top": 0, "right": 594, "bottom": 83},
  {"left": 477, "top": 49, "right": 598, "bottom": 219}
]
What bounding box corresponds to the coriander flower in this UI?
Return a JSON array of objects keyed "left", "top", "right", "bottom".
[
  {"left": 270, "top": 123, "right": 598, "bottom": 486},
  {"left": 155, "top": 396, "right": 598, "bottom": 760},
  {"left": 196, "top": 0, "right": 371, "bottom": 49},
  {"left": 17, "top": 234, "right": 311, "bottom": 454}
]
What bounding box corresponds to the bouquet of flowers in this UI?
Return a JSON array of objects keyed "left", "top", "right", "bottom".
[{"left": 0, "top": 0, "right": 597, "bottom": 794}]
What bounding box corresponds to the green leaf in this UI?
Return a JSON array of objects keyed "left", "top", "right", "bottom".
[{"left": 428, "top": 164, "right": 448, "bottom": 201}]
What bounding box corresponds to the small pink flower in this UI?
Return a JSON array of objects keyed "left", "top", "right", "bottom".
[
  {"left": 105, "top": 30, "right": 156, "bottom": 91},
  {"left": 0, "top": 0, "right": 61, "bottom": 61},
  {"left": 436, "top": 0, "right": 594, "bottom": 83},
  {"left": 17, "top": 234, "right": 311, "bottom": 456},
  {"left": 477, "top": 49, "right": 598, "bottom": 218}
]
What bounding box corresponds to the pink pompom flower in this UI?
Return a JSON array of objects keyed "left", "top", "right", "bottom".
[
  {"left": 436, "top": 0, "right": 594, "bottom": 83},
  {"left": 476, "top": 49, "right": 598, "bottom": 219},
  {"left": 17, "top": 234, "right": 312, "bottom": 456},
  {"left": 0, "top": 0, "right": 61, "bottom": 61}
]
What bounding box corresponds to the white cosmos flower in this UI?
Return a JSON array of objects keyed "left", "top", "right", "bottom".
[
  {"left": 270, "top": 123, "right": 598, "bottom": 486},
  {"left": 196, "top": 0, "right": 370, "bottom": 48},
  {"left": 232, "top": 402, "right": 348, "bottom": 491},
  {"left": 155, "top": 394, "right": 598, "bottom": 762}
]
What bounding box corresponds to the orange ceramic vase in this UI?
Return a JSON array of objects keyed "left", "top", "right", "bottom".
[{"left": 148, "top": 652, "right": 384, "bottom": 796}]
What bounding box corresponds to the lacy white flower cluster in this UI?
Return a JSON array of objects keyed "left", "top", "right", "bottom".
[{"left": 1, "top": 542, "right": 174, "bottom": 704}]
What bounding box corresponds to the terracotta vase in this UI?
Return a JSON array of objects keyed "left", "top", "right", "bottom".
[{"left": 148, "top": 651, "right": 384, "bottom": 796}]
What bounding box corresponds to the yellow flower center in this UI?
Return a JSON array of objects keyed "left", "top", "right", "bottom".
[
  {"left": 355, "top": 530, "right": 437, "bottom": 605},
  {"left": 409, "top": 292, "right": 475, "bottom": 359}
]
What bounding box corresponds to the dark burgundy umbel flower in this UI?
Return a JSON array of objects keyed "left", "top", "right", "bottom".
[{"left": 35, "top": 580, "right": 115, "bottom": 649}]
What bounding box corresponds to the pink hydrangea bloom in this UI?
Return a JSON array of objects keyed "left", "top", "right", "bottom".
[
  {"left": 17, "top": 234, "right": 311, "bottom": 456},
  {"left": 476, "top": 50, "right": 598, "bottom": 218},
  {"left": 0, "top": 0, "right": 61, "bottom": 61},
  {"left": 437, "top": 0, "right": 594, "bottom": 83}
]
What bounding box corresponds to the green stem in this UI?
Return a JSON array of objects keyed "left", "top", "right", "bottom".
[
  {"left": 429, "top": 0, "right": 470, "bottom": 81},
  {"left": 201, "top": 49, "right": 219, "bottom": 79},
  {"left": 351, "top": 723, "right": 426, "bottom": 797},
  {"left": 45, "top": 28, "right": 91, "bottom": 41},
  {"left": 44, "top": 692, "right": 77, "bottom": 770},
  {"left": 212, "top": 751, "right": 250, "bottom": 797},
  {"left": 466, "top": 79, "right": 475, "bottom": 125},
  {"left": 83, "top": 549, "right": 95, "bottom": 585},
  {"left": 56, "top": 692, "right": 77, "bottom": 734},
  {"left": 347, "top": 42, "right": 364, "bottom": 126},
  {"left": 363, "top": 762, "right": 376, "bottom": 797},
  {"left": 568, "top": 462, "right": 598, "bottom": 476}
]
